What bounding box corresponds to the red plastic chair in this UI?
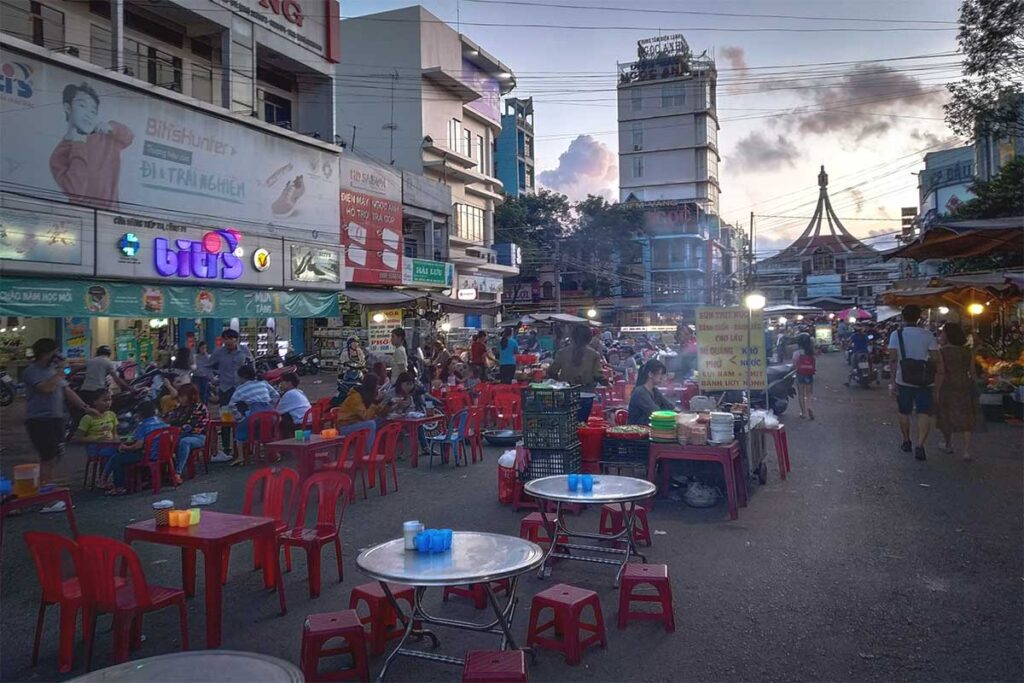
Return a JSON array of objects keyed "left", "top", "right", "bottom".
[
  {"left": 314, "top": 397, "right": 336, "bottom": 429},
  {"left": 365, "top": 422, "right": 403, "bottom": 495},
  {"left": 24, "top": 532, "right": 86, "bottom": 673},
  {"left": 466, "top": 407, "right": 485, "bottom": 464},
  {"left": 242, "top": 410, "right": 281, "bottom": 464},
  {"left": 129, "top": 427, "right": 180, "bottom": 494},
  {"left": 330, "top": 428, "right": 371, "bottom": 501},
  {"left": 445, "top": 389, "right": 471, "bottom": 416},
  {"left": 77, "top": 535, "right": 188, "bottom": 668},
  {"left": 301, "top": 403, "right": 328, "bottom": 433},
  {"left": 222, "top": 467, "right": 300, "bottom": 582},
  {"left": 279, "top": 471, "right": 353, "bottom": 598},
  {"left": 494, "top": 393, "right": 522, "bottom": 431}
]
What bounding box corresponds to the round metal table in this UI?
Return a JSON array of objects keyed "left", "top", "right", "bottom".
[
  {"left": 68, "top": 651, "right": 302, "bottom": 682},
  {"left": 356, "top": 532, "right": 544, "bottom": 681},
  {"left": 524, "top": 475, "right": 657, "bottom": 586}
]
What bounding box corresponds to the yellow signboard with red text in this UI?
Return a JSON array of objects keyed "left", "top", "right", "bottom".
[{"left": 696, "top": 307, "right": 766, "bottom": 391}]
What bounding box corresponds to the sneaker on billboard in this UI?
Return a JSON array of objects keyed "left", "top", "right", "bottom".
[
  {"left": 40, "top": 501, "right": 67, "bottom": 514},
  {"left": 211, "top": 451, "right": 233, "bottom": 463}
]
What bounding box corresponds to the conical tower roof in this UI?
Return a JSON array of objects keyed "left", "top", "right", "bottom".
[{"left": 767, "top": 166, "right": 876, "bottom": 261}]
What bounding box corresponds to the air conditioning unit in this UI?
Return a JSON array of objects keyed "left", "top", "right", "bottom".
[{"left": 633, "top": 145, "right": 642, "bottom": 151}]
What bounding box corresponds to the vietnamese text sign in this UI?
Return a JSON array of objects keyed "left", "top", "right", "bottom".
[
  {"left": 696, "top": 307, "right": 766, "bottom": 391},
  {"left": 367, "top": 309, "right": 403, "bottom": 354},
  {"left": 402, "top": 258, "right": 453, "bottom": 287},
  {"left": 340, "top": 156, "right": 403, "bottom": 286},
  {"left": 0, "top": 277, "right": 339, "bottom": 318},
  {"left": 0, "top": 53, "right": 339, "bottom": 241}
]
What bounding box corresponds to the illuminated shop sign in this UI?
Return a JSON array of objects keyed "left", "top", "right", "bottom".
[{"left": 153, "top": 229, "right": 243, "bottom": 280}]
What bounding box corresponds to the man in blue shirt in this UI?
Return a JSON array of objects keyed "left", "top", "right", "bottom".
[{"left": 104, "top": 401, "right": 168, "bottom": 495}]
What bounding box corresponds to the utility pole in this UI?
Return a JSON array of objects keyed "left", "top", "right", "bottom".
[
  {"left": 748, "top": 211, "right": 755, "bottom": 294},
  {"left": 554, "top": 239, "right": 562, "bottom": 313}
]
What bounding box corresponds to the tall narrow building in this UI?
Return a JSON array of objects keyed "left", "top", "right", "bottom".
[{"left": 496, "top": 97, "right": 536, "bottom": 197}]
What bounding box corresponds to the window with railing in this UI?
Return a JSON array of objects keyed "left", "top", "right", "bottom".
[
  {"left": 455, "top": 204, "right": 484, "bottom": 243},
  {"left": 261, "top": 90, "right": 292, "bottom": 128},
  {"left": 89, "top": 24, "right": 111, "bottom": 68},
  {"left": 811, "top": 247, "right": 835, "bottom": 273},
  {"left": 124, "top": 37, "right": 182, "bottom": 91},
  {"left": 631, "top": 121, "right": 643, "bottom": 151},
  {"left": 1, "top": 0, "right": 65, "bottom": 49},
  {"left": 191, "top": 64, "right": 213, "bottom": 103}
]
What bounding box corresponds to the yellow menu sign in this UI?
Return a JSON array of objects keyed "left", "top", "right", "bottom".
[{"left": 696, "top": 307, "right": 766, "bottom": 391}]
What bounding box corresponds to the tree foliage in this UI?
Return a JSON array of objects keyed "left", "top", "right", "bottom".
[
  {"left": 944, "top": 0, "right": 1024, "bottom": 139},
  {"left": 952, "top": 156, "right": 1024, "bottom": 218},
  {"left": 494, "top": 189, "right": 572, "bottom": 278}
]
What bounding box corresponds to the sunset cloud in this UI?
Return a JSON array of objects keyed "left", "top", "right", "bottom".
[{"left": 538, "top": 135, "right": 618, "bottom": 200}]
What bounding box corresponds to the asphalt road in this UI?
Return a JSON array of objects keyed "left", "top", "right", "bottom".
[{"left": 1, "top": 354, "right": 1021, "bottom": 682}]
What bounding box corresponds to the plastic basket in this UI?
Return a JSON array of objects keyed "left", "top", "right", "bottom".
[
  {"left": 523, "top": 412, "right": 580, "bottom": 449},
  {"left": 521, "top": 385, "right": 581, "bottom": 414},
  {"left": 600, "top": 437, "right": 650, "bottom": 464},
  {"left": 524, "top": 444, "right": 581, "bottom": 481}
]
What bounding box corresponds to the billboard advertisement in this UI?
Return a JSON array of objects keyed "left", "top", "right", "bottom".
[
  {"left": 461, "top": 59, "right": 501, "bottom": 123},
  {"left": 209, "top": 0, "right": 340, "bottom": 62},
  {"left": 402, "top": 258, "right": 453, "bottom": 288},
  {"left": 0, "top": 193, "right": 95, "bottom": 276},
  {"left": 0, "top": 53, "right": 340, "bottom": 242},
  {"left": 339, "top": 155, "right": 403, "bottom": 286},
  {"left": 288, "top": 244, "right": 342, "bottom": 290},
  {"left": 805, "top": 274, "right": 842, "bottom": 298}
]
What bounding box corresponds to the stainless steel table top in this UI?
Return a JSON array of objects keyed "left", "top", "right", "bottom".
[
  {"left": 356, "top": 532, "right": 544, "bottom": 587},
  {"left": 68, "top": 651, "right": 302, "bottom": 682},
  {"left": 524, "top": 474, "right": 657, "bottom": 504}
]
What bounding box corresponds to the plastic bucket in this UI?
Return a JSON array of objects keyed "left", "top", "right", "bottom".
[
  {"left": 577, "top": 426, "right": 606, "bottom": 463},
  {"left": 498, "top": 465, "right": 517, "bottom": 504},
  {"left": 13, "top": 464, "right": 40, "bottom": 497}
]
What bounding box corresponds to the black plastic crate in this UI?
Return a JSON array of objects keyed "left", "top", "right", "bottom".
[
  {"left": 600, "top": 437, "right": 650, "bottom": 463},
  {"left": 523, "top": 412, "right": 580, "bottom": 450},
  {"left": 521, "top": 385, "right": 581, "bottom": 414},
  {"left": 524, "top": 444, "right": 581, "bottom": 480}
]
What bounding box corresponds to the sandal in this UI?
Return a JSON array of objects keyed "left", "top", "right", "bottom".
[
  {"left": 229, "top": 458, "right": 245, "bottom": 467},
  {"left": 104, "top": 488, "right": 128, "bottom": 496}
]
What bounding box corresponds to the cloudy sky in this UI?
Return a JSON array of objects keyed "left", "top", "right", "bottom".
[{"left": 343, "top": 0, "right": 964, "bottom": 257}]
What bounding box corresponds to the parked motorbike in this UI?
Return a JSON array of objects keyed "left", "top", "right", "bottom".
[
  {"left": 261, "top": 364, "right": 298, "bottom": 387},
  {"left": 848, "top": 351, "right": 874, "bottom": 388},
  {"left": 335, "top": 361, "right": 365, "bottom": 405},
  {"left": 0, "top": 366, "right": 16, "bottom": 407},
  {"left": 282, "top": 352, "right": 321, "bottom": 376},
  {"left": 713, "top": 364, "right": 796, "bottom": 415}
]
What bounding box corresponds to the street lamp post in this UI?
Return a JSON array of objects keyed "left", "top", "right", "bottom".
[{"left": 743, "top": 293, "right": 766, "bottom": 479}]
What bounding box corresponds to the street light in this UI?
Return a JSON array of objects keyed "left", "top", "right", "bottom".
[
  {"left": 795, "top": 314, "right": 804, "bottom": 321},
  {"left": 827, "top": 313, "right": 835, "bottom": 320},
  {"left": 586, "top": 308, "right": 597, "bottom": 319},
  {"left": 967, "top": 303, "right": 984, "bottom": 316},
  {"left": 938, "top": 306, "right": 950, "bottom": 315},
  {"left": 744, "top": 293, "right": 766, "bottom": 310},
  {"left": 440, "top": 322, "right": 452, "bottom": 333},
  {"left": 847, "top": 316, "right": 856, "bottom": 324},
  {"left": 777, "top": 316, "right": 788, "bottom": 325},
  {"left": 372, "top": 312, "right": 385, "bottom": 324}
]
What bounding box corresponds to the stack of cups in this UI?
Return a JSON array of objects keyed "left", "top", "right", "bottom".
[{"left": 709, "top": 412, "right": 735, "bottom": 444}]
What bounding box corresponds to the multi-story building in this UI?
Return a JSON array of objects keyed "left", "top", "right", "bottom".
[
  {"left": 0, "top": 0, "right": 344, "bottom": 364},
  {"left": 616, "top": 34, "right": 722, "bottom": 323},
  {"left": 974, "top": 92, "right": 1023, "bottom": 182},
  {"left": 495, "top": 97, "right": 535, "bottom": 197},
  {"left": 334, "top": 5, "right": 519, "bottom": 323},
  {"left": 918, "top": 146, "right": 976, "bottom": 225}
]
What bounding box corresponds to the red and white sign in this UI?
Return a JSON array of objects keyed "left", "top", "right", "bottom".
[{"left": 340, "top": 156, "right": 403, "bottom": 286}]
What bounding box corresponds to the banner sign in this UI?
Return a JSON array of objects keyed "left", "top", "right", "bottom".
[
  {"left": 367, "top": 308, "right": 402, "bottom": 354},
  {"left": 0, "top": 277, "right": 339, "bottom": 318},
  {"left": 0, "top": 194, "right": 95, "bottom": 276},
  {"left": 457, "top": 274, "right": 503, "bottom": 294},
  {"left": 695, "top": 307, "right": 766, "bottom": 391},
  {"left": 0, "top": 53, "right": 339, "bottom": 242},
  {"left": 62, "top": 317, "right": 91, "bottom": 360},
  {"left": 288, "top": 243, "right": 342, "bottom": 290},
  {"left": 402, "top": 258, "right": 453, "bottom": 288},
  {"left": 815, "top": 324, "right": 833, "bottom": 346},
  {"left": 339, "top": 156, "right": 403, "bottom": 286}
]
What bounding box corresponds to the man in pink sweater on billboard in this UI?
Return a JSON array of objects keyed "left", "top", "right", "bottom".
[{"left": 49, "top": 82, "right": 133, "bottom": 210}]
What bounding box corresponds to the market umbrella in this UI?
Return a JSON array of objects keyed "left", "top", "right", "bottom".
[{"left": 838, "top": 308, "right": 872, "bottom": 320}]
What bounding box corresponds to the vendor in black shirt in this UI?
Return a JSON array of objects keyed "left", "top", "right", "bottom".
[{"left": 627, "top": 359, "right": 675, "bottom": 425}]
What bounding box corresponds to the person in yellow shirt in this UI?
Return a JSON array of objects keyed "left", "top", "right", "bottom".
[
  {"left": 332, "top": 374, "right": 389, "bottom": 452},
  {"left": 73, "top": 389, "right": 119, "bottom": 488}
]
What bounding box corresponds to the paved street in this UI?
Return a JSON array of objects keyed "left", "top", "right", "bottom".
[{"left": 1, "top": 354, "right": 1021, "bottom": 682}]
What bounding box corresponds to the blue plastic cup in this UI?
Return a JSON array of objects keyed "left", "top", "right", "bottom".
[
  {"left": 429, "top": 530, "right": 445, "bottom": 553},
  {"left": 581, "top": 474, "right": 594, "bottom": 493},
  {"left": 415, "top": 532, "right": 431, "bottom": 553},
  {"left": 567, "top": 474, "right": 579, "bottom": 491},
  {"left": 304, "top": 429, "right": 313, "bottom": 442},
  {"left": 440, "top": 529, "right": 453, "bottom": 550}
]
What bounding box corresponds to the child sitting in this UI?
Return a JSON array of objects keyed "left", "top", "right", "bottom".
[
  {"left": 164, "top": 383, "right": 209, "bottom": 486},
  {"left": 104, "top": 401, "right": 168, "bottom": 496},
  {"left": 73, "top": 389, "right": 119, "bottom": 488}
]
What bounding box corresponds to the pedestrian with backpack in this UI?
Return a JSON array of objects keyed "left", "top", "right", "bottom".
[
  {"left": 887, "top": 304, "right": 939, "bottom": 461},
  {"left": 792, "top": 333, "right": 816, "bottom": 420}
]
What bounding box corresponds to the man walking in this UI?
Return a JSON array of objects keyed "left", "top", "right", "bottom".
[
  {"left": 207, "top": 329, "right": 253, "bottom": 462},
  {"left": 888, "top": 305, "right": 938, "bottom": 461}
]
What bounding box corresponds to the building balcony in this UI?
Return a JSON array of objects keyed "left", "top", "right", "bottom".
[
  {"left": 465, "top": 183, "right": 504, "bottom": 202},
  {"left": 422, "top": 67, "right": 482, "bottom": 103},
  {"left": 424, "top": 159, "right": 501, "bottom": 187},
  {"left": 422, "top": 142, "right": 477, "bottom": 168}
]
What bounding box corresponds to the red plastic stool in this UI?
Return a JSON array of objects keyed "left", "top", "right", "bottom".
[
  {"left": 526, "top": 583, "right": 607, "bottom": 665},
  {"left": 443, "top": 579, "right": 510, "bottom": 610},
  {"left": 462, "top": 650, "right": 528, "bottom": 682},
  {"left": 763, "top": 426, "right": 791, "bottom": 479},
  {"left": 348, "top": 582, "right": 417, "bottom": 656},
  {"left": 511, "top": 479, "right": 539, "bottom": 511},
  {"left": 617, "top": 564, "right": 675, "bottom": 632},
  {"left": 301, "top": 610, "right": 370, "bottom": 682},
  {"left": 598, "top": 504, "right": 652, "bottom": 547},
  {"left": 519, "top": 512, "right": 568, "bottom": 549}
]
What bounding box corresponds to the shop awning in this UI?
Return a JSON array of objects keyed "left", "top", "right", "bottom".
[
  {"left": 341, "top": 288, "right": 418, "bottom": 308},
  {"left": 419, "top": 292, "right": 500, "bottom": 314},
  {"left": 878, "top": 273, "right": 1023, "bottom": 307},
  {"left": 884, "top": 217, "right": 1024, "bottom": 261}
]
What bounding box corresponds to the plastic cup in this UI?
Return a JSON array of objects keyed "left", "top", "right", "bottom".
[
  {"left": 415, "top": 532, "right": 431, "bottom": 553},
  {"left": 440, "top": 529, "right": 453, "bottom": 550},
  {"left": 581, "top": 474, "right": 594, "bottom": 493},
  {"left": 429, "top": 530, "right": 445, "bottom": 553},
  {"left": 294, "top": 429, "right": 304, "bottom": 441},
  {"left": 567, "top": 474, "right": 579, "bottom": 491},
  {"left": 189, "top": 508, "right": 201, "bottom": 525},
  {"left": 304, "top": 429, "right": 313, "bottom": 442}
]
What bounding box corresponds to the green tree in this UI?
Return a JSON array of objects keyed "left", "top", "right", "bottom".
[
  {"left": 952, "top": 156, "right": 1024, "bottom": 218},
  {"left": 494, "top": 189, "right": 573, "bottom": 278},
  {"left": 567, "top": 196, "right": 645, "bottom": 297},
  {"left": 944, "top": 0, "right": 1024, "bottom": 139}
]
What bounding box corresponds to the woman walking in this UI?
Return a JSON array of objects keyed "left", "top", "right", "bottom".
[
  {"left": 935, "top": 322, "right": 978, "bottom": 460},
  {"left": 792, "top": 333, "right": 816, "bottom": 420},
  {"left": 498, "top": 327, "right": 519, "bottom": 384}
]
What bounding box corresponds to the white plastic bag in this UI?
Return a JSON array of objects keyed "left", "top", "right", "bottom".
[{"left": 497, "top": 450, "right": 516, "bottom": 467}]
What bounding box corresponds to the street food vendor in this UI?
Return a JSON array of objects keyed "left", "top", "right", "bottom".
[{"left": 628, "top": 359, "right": 676, "bottom": 425}]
